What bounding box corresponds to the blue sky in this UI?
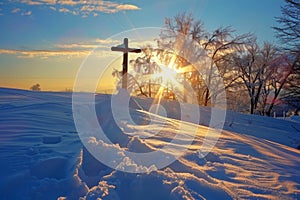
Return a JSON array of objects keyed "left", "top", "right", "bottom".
[{"left": 0, "top": 0, "right": 284, "bottom": 91}]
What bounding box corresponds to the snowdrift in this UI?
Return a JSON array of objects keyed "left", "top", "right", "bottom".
[{"left": 0, "top": 88, "right": 299, "bottom": 199}]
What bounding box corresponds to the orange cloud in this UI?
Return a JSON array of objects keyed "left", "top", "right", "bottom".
[
  {"left": 0, "top": 47, "right": 116, "bottom": 59},
  {"left": 0, "top": 38, "right": 124, "bottom": 59},
  {"left": 55, "top": 38, "right": 120, "bottom": 50},
  {"left": 95, "top": 38, "right": 120, "bottom": 44},
  {"left": 0, "top": 48, "right": 90, "bottom": 59},
  {"left": 55, "top": 43, "right": 98, "bottom": 49}
]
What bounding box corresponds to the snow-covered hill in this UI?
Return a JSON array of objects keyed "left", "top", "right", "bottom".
[{"left": 0, "top": 88, "right": 299, "bottom": 199}]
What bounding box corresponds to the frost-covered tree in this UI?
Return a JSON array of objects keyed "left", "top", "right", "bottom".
[
  {"left": 232, "top": 38, "right": 265, "bottom": 114},
  {"left": 159, "top": 13, "right": 251, "bottom": 106},
  {"left": 112, "top": 67, "right": 149, "bottom": 97},
  {"left": 111, "top": 12, "right": 294, "bottom": 115},
  {"left": 231, "top": 39, "right": 292, "bottom": 115}
]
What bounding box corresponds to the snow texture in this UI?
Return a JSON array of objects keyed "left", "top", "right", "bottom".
[{"left": 0, "top": 87, "right": 299, "bottom": 199}]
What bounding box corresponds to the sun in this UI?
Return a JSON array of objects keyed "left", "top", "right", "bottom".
[
  {"left": 159, "top": 64, "right": 178, "bottom": 85},
  {"left": 150, "top": 53, "right": 181, "bottom": 86},
  {"left": 147, "top": 57, "right": 185, "bottom": 112}
]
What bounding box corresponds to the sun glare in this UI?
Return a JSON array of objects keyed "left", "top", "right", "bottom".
[
  {"left": 151, "top": 53, "right": 180, "bottom": 86},
  {"left": 148, "top": 56, "right": 185, "bottom": 115},
  {"left": 159, "top": 65, "right": 178, "bottom": 85}
]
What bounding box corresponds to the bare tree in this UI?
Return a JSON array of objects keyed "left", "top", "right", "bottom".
[
  {"left": 201, "top": 27, "right": 251, "bottom": 106},
  {"left": 273, "top": 0, "right": 300, "bottom": 109},
  {"left": 263, "top": 53, "right": 292, "bottom": 116},
  {"left": 233, "top": 38, "right": 261, "bottom": 114},
  {"left": 232, "top": 38, "right": 279, "bottom": 114},
  {"left": 231, "top": 39, "right": 293, "bottom": 115},
  {"left": 30, "top": 83, "right": 41, "bottom": 91},
  {"left": 273, "top": 0, "right": 300, "bottom": 52}
]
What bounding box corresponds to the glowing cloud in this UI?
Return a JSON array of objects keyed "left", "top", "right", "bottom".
[
  {"left": 0, "top": 42, "right": 116, "bottom": 59},
  {"left": 95, "top": 38, "right": 120, "bottom": 44},
  {"left": 116, "top": 4, "right": 141, "bottom": 11},
  {"left": 55, "top": 38, "right": 120, "bottom": 50},
  {"left": 55, "top": 44, "right": 98, "bottom": 49},
  {"left": 19, "top": 0, "right": 55, "bottom": 5},
  {"left": 10, "top": 0, "right": 141, "bottom": 16},
  {"left": 0, "top": 48, "right": 90, "bottom": 59}
]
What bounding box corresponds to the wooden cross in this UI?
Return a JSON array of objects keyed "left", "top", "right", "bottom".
[{"left": 111, "top": 38, "right": 141, "bottom": 89}]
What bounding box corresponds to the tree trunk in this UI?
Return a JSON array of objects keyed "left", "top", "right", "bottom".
[
  {"left": 204, "top": 89, "right": 210, "bottom": 106},
  {"left": 250, "top": 103, "right": 254, "bottom": 114}
]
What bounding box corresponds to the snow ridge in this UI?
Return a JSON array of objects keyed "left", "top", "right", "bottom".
[{"left": 0, "top": 88, "right": 299, "bottom": 199}]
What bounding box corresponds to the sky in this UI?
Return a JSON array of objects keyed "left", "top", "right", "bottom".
[{"left": 0, "top": 0, "right": 285, "bottom": 92}]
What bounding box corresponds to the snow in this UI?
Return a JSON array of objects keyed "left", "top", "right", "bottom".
[
  {"left": 290, "top": 115, "right": 300, "bottom": 123},
  {"left": 0, "top": 87, "right": 299, "bottom": 199}
]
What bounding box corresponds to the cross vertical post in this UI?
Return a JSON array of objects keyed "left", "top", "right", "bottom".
[
  {"left": 111, "top": 38, "right": 141, "bottom": 89},
  {"left": 122, "top": 38, "right": 128, "bottom": 89}
]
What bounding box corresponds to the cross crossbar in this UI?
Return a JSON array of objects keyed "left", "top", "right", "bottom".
[{"left": 111, "top": 38, "right": 141, "bottom": 89}]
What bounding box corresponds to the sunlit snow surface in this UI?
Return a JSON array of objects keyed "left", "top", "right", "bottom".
[{"left": 0, "top": 88, "right": 299, "bottom": 199}]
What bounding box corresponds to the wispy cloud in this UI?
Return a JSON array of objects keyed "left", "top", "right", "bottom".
[
  {"left": 59, "top": 7, "right": 71, "bottom": 13},
  {"left": 57, "top": 0, "right": 80, "bottom": 6},
  {"left": 19, "top": 0, "right": 56, "bottom": 5},
  {"left": 0, "top": 38, "right": 120, "bottom": 59},
  {"left": 9, "top": 0, "right": 141, "bottom": 17},
  {"left": 0, "top": 48, "right": 90, "bottom": 59},
  {"left": 12, "top": 8, "right": 21, "bottom": 13},
  {"left": 11, "top": 7, "right": 32, "bottom": 16},
  {"left": 22, "top": 11, "right": 32, "bottom": 16},
  {"left": 116, "top": 4, "right": 140, "bottom": 11},
  {"left": 49, "top": 6, "right": 56, "bottom": 11},
  {"left": 95, "top": 38, "right": 120, "bottom": 45},
  {"left": 56, "top": 38, "right": 120, "bottom": 49},
  {"left": 55, "top": 43, "right": 98, "bottom": 49}
]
